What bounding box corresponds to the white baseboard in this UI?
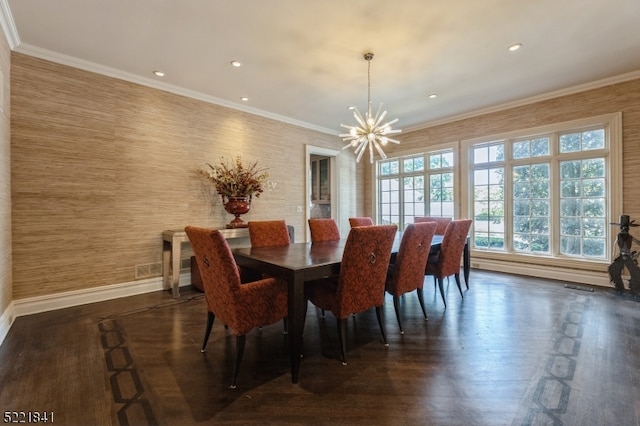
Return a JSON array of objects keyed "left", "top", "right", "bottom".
[
  {"left": 0, "top": 301, "right": 15, "bottom": 347},
  {"left": 12, "top": 272, "right": 191, "bottom": 318},
  {"left": 473, "top": 259, "right": 614, "bottom": 288}
]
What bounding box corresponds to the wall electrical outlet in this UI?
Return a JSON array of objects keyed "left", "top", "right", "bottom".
[{"left": 296, "top": 206, "right": 303, "bottom": 213}]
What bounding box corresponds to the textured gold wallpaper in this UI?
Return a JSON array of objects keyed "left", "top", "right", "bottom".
[{"left": 10, "top": 53, "right": 348, "bottom": 299}]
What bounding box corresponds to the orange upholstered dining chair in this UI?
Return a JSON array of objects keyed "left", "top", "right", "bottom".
[
  {"left": 385, "top": 221, "right": 437, "bottom": 334},
  {"left": 305, "top": 224, "right": 397, "bottom": 365},
  {"left": 414, "top": 216, "right": 452, "bottom": 235},
  {"left": 308, "top": 218, "right": 341, "bottom": 242},
  {"left": 348, "top": 217, "right": 374, "bottom": 227},
  {"left": 248, "top": 220, "right": 291, "bottom": 247},
  {"left": 184, "top": 226, "right": 288, "bottom": 389},
  {"left": 426, "top": 219, "right": 472, "bottom": 307}
]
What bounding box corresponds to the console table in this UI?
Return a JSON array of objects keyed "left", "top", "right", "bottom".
[{"left": 162, "top": 228, "right": 250, "bottom": 298}]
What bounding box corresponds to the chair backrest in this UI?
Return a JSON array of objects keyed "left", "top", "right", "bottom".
[
  {"left": 184, "top": 226, "right": 242, "bottom": 328},
  {"left": 434, "top": 219, "right": 472, "bottom": 277},
  {"left": 348, "top": 217, "right": 374, "bottom": 227},
  {"left": 414, "top": 216, "right": 452, "bottom": 235},
  {"left": 335, "top": 224, "right": 397, "bottom": 318},
  {"left": 386, "top": 222, "right": 437, "bottom": 296},
  {"left": 308, "top": 218, "right": 341, "bottom": 242},
  {"left": 248, "top": 220, "right": 291, "bottom": 247}
]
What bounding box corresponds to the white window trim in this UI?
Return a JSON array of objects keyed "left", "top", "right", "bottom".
[
  {"left": 373, "top": 141, "right": 460, "bottom": 226},
  {"left": 460, "top": 112, "right": 623, "bottom": 278}
]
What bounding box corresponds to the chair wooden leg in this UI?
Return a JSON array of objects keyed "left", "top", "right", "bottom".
[
  {"left": 375, "top": 306, "right": 388, "bottom": 347},
  {"left": 454, "top": 273, "right": 464, "bottom": 297},
  {"left": 437, "top": 278, "right": 447, "bottom": 308},
  {"left": 336, "top": 318, "right": 348, "bottom": 365},
  {"left": 231, "top": 335, "right": 246, "bottom": 389},
  {"left": 392, "top": 295, "right": 404, "bottom": 334},
  {"left": 416, "top": 288, "right": 428, "bottom": 320},
  {"left": 201, "top": 311, "right": 215, "bottom": 353}
]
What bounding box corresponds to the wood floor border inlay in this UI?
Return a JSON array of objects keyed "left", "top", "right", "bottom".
[
  {"left": 99, "top": 318, "right": 158, "bottom": 426},
  {"left": 518, "top": 294, "right": 589, "bottom": 425}
]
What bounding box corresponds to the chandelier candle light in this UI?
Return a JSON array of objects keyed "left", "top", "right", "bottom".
[{"left": 340, "top": 52, "right": 401, "bottom": 163}]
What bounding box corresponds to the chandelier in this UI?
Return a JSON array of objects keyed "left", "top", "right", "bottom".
[{"left": 340, "top": 52, "right": 401, "bottom": 163}]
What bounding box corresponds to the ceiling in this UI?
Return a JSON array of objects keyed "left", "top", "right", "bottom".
[{"left": 5, "top": 0, "right": 640, "bottom": 135}]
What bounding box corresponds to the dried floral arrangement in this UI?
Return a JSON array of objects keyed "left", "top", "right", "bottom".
[{"left": 198, "top": 156, "right": 269, "bottom": 199}]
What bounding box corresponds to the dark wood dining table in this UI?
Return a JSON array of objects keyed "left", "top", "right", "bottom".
[{"left": 231, "top": 234, "right": 469, "bottom": 384}]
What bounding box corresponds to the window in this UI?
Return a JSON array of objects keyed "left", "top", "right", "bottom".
[
  {"left": 377, "top": 146, "right": 456, "bottom": 230},
  {"left": 463, "top": 114, "right": 622, "bottom": 267}
]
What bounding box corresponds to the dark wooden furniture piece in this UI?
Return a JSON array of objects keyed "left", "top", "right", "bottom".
[{"left": 231, "top": 232, "right": 468, "bottom": 383}]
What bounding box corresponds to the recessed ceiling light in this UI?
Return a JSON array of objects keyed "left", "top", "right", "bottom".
[
  {"left": 348, "top": 106, "right": 355, "bottom": 110},
  {"left": 428, "top": 93, "right": 438, "bottom": 99},
  {"left": 153, "top": 70, "right": 165, "bottom": 77},
  {"left": 230, "top": 60, "right": 242, "bottom": 67},
  {"left": 508, "top": 43, "right": 523, "bottom": 52},
  {"left": 241, "top": 97, "right": 249, "bottom": 102}
]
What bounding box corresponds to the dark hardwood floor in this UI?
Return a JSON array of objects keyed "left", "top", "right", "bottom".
[{"left": 1, "top": 270, "right": 639, "bottom": 426}]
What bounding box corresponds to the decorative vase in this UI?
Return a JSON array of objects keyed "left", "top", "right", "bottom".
[{"left": 223, "top": 196, "right": 251, "bottom": 228}]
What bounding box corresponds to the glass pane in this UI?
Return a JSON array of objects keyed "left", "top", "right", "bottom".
[
  {"left": 513, "top": 182, "right": 530, "bottom": 199},
  {"left": 514, "top": 200, "right": 530, "bottom": 215},
  {"left": 531, "top": 138, "right": 550, "bottom": 156},
  {"left": 403, "top": 159, "right": 414, "bottom": 173},
  {"left": 531, "top": 235, "right": 550, "bottom": 253},
  {"left": 560, "top": 133, "right": 580, "bottom": 153},
  {"left": 441, "top": 152, "right": 454, "bottom": 168},
  {"left": 583, "top": 218, "right": 605, "bottom": 237},
  {"left": 582, "top": 158, "right": 605, "bottom": 178},
  {"left": 561, "top": 218, "right": 581, "bottom": 236},
  {"left": 474, "top": 147, "right": 489, "bottom": 164},
  {"left": 430, "top": 154, "right": 441, "bottom": 169},
  {"left": 474, "top": 169, "right": 489, "bottom": 185},
  {"left": 561, "top": 236, "right": 581, "bottom": 255},
  {"left": 560, "top": 161, "right": 581, "bottom": 179},
  {"left": 514, "top": 217, "right": 530, "bottom": 233},
  {"left": 561, "top": 181, "right": 580, "bottom": 198},
  {"left": 441, "top": 202, "right": 454, "bottom": 216},
  {"left": 513, "top": 165, "right": 529, "bottom": 182},
  {"left": 489, "top": 145, "right": 504, "bottom": 162},
  {"left": 583, "top": 198, "right": 605, "bottom": 217},
  {"left": 531, "top": 200, "right": 549, "bottom": 216},
  {"left": 582, "top": 179, "right": 604, "bottom": 197},
  {"left": 583, "top": 129, "right": 605, "bottom": 150},
  {"left": 583, "top": 238, "right": 605, "bottom": 257},
  {"left": 513, "top": 140, "right": 529, "bottom": 159},
  {"left": 560, "top": 199, "right": 581, "bottom": 217},
  {"left": 413, "top": 156, "right": 425, "bottom": 171},
  {"left": 489, "top": 168, "right": 504, "bottom": 185}
]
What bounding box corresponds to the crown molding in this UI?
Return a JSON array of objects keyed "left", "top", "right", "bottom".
[
  {"left": 10, "top": 38, "right": 640, "bottom": 138},
  {"left": 13, "top": 42, "right": 338, "bottom": 136},
  {"left": 0, "top": 0, "right": 19, "bottom": 49},
  {"left": 404, "top": 69, "right": 640, "bottom": 133}
]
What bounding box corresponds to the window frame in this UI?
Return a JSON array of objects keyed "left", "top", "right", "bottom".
[
  {"left": 374, "top": 142, "right": 459, "bottom": 230},
  {"left": 460, "top": 112, "right": 623, "bottom": 270}
]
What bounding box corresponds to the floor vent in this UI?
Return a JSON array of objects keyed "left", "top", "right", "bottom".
[{"left": 135, "top": 262, "right": 163, "bottom": 280}]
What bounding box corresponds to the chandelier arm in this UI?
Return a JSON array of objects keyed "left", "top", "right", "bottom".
[
  {"left": 373, "top": 140, "right": 388, "bottom": 160},
  {"left": 372, "top": 109, "right": 387, "bottom": 129},
  {"left": 356, "top": 142, "right": 367, "bottom": 162}
]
